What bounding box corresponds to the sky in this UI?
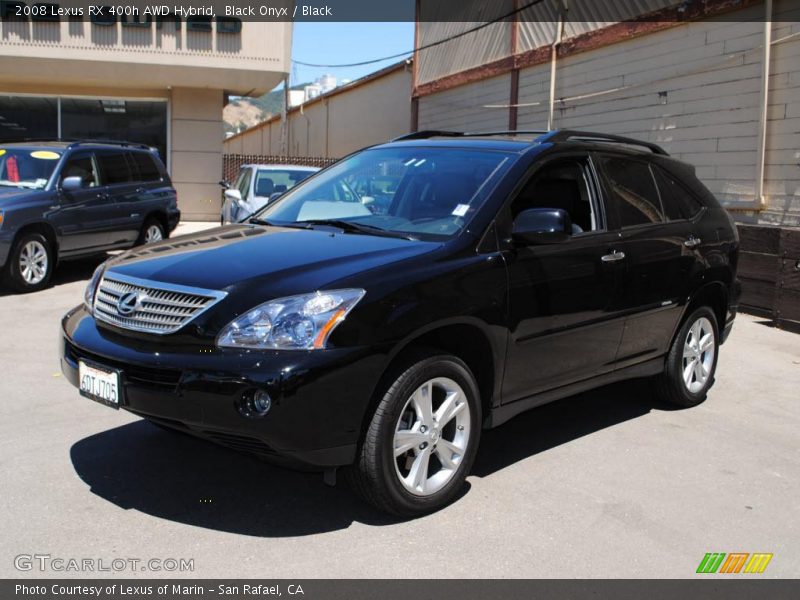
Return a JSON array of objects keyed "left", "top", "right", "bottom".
[{"left": 289, "top": 22, "right": 415, "bottom": 87}]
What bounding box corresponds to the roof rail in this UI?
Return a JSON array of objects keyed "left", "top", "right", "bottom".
[
  {"left": 66, "top": 139, "right": 151, "bottom": 150},
  {"left": 391, "top": 130, "right": 465, "bottom": 141},
  {"left": 540, "top": 130, "right": 668, "bottom": 155},
  {"left": 393, "top": 129, "right": 550, "bottom": 142}
]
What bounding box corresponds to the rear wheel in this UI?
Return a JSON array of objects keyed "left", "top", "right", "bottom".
[
  {"left": 137, "top": 218, "right": 165, "bottom": 245},
  {"left": 347, "top": 351, "right": 481, "bottom": 516},
  {"left": 4, "top": 232, "right": 54, "bottom": 293},
  {"left": 653, "top": 306, "right": 719, "bottom": 407}
]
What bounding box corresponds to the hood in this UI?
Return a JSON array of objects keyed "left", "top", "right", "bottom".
[
  {"left": 105, "top": 224, "right": 439, "bottom": 296},
  {"left": 0, "top": 186, "right": 46, "bottom": 205}
]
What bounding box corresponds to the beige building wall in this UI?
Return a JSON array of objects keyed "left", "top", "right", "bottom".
[
  {"left": 224, "top": 63, "right": 413, "bottom": 159},
  {"left": 418, "top": 73, "right": 511, "bottom": 132},
  {"left": 171, "top": 88, "right": 224, "bottom": 221}
]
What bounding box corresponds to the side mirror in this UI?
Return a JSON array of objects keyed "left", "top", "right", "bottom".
[
  {"left": 219, "top": 180, "right": 230, "bottom": 189},
  {"left": 224, "top": 189, "right": 242, "bottom": 204},
  {"left": 512, "top": 208, "right": 572, "bottom": 245},
  {"left": 61, "top": 176, "right": 83, "bottom": 192}
]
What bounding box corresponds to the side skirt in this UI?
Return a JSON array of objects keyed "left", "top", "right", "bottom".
[{"left": 485, "top": 357, "right": 665, "bottom": 429}]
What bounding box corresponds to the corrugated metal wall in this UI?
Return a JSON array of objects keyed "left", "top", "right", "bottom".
[{"left": 416, "top": 0, "right": 800, "bottom": 225}]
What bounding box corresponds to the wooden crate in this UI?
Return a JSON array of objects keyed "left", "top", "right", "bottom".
[
  {"left": 737, "top": 224, "right": 781, "bottom": 316},
  {"left": 777, "top": 228, "right": 800, "bottom": 331}
]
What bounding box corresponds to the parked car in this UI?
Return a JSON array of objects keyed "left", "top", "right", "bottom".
[
  {"left": 220, "top": 164, "right": 318, "bottom": 224},
  {"left": 61, "top": 130, "right": 740, "bottom": 516},
  {"left": 0, "top": 140, "right": 179, "bottom": 292}
]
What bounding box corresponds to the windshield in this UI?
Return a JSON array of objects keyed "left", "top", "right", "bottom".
[
  {"left": 254, "top": 147, "right": 513, "bottom": 241},
  {"left": 253, "top": 168, "right": 316, "bottom": 198},
  {"left": 0, "top": 148, "right": 61, "bottom": 190}
]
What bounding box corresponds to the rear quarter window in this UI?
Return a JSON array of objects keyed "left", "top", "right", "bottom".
[{"left": 653, "top": 165, "right": 704, "bottom": 220}]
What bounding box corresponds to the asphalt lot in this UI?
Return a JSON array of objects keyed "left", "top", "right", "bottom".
[{"left": 1, "top": 223, "right": 798, "bottom": 578}]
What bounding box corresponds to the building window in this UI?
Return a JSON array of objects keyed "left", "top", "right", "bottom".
[
  {"left": 0, "top": 95, "right": 168, "bottom": 166},
  {"left": 0, "top": 96, "right": 58, "bottom": 140}
]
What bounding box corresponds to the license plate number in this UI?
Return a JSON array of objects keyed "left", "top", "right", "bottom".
[{"left": 79, "top": 361, "right": 121, "bottom": 408}]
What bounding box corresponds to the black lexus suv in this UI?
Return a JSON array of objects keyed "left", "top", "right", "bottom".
[
  {"left": 0, "top": 140, "right": 180, "bottom": 292},
  {"left": 61, "top": 130, "right": 740, "bottom": 516}
]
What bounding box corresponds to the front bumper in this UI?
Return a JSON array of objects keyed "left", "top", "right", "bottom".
[
  {"left": 0, "top": 228, "right": 13, "bottom": 269},
  {"left": 60, "top": 306, "right": 388, "bottom": 468}
]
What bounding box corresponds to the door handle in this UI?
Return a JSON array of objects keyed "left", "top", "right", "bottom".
[
  {"left": 601, "top": 250, "right": 626, "bottom": 262},
  {"left": 684, "top": 236, "right": 702, "bottom": 248}
]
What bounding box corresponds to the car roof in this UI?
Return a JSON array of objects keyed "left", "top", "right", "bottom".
[
  {"left": 374, "top": 129, "right": 669, "bottom": 157},
  {"left": 0, "top": 140, "right": 154, "bottom": 152}
]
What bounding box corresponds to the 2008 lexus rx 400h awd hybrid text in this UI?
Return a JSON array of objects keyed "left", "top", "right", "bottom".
[{"left": 61, "top": 130, "right": 740, "bottom": 516}]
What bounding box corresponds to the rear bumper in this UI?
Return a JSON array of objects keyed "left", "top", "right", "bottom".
[
  {"left": 167, "top": 209, "right": 180, "bottom": 233},
  {"left": 721, "top": 278, "right": 742, "bottom": 345},
  {"left": 60, "top": 306, "right": 388, "bottom": 469}
]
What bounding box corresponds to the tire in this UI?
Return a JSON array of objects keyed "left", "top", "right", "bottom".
[
  {"left": 137, "top": 217, "right": 165, "bottom": 245},
  {"left": 653, "top": 306, "right": 719, "bottom": 407},
  {"left": 347, "top": 350, "right": 482, "bottom": 517},
  {"left": 4, "top": 232, "right": 54, "bottom": 293}
]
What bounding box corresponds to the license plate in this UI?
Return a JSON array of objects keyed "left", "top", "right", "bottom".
[{"left": 79, "top": 361, "right": 121, "bottom": 409}]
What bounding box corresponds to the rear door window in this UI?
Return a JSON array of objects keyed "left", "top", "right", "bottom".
[
  {"left": 600, "top": 156, "right": 664, "bottom": 228},
  {"left": 97, "top": 151, "right": 133, "bottom": 186},
  {"left": 653, "top": 165, "right": 704, "bottom": 220},
  {"left": 129, "top": 152, "right": 162, "bottom": 182}
]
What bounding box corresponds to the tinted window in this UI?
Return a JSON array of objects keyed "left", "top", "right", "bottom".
[
  {"left": 653, "top": 166, "right": 704, "bottom": 220},
  {"left": 129, "top": 152, "right": 162, "bottom": 182},
  {"left": 98, "top": 151, "right": 132, "bottom": 185},
  {"left": 512, "top": 159, "right": 598, "bottom": 233},
  {"left": 61, "top": 154, "right": 99, "bottom": 188},
  {"left": 601, "top": 156, "right": 663, "bottom": 227}
]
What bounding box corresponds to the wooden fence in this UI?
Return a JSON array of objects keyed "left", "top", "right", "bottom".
[
  {"left": 222, "top": 154, "right": 338, "bottom": 184},
  {"left": 737, "top": 224, "right": 800, "bottom": 332}
]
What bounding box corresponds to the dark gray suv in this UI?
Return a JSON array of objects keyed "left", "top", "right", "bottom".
[{"left": 0, "top": 141, "right": 179, "bottom": 292}]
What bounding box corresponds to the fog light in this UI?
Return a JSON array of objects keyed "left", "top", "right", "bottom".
[
  {"left": 252, "top": 390, "right": 272, "bottom": 414},
  {"left": 238, "top": 389, "right": 272, "bottom": 418}
]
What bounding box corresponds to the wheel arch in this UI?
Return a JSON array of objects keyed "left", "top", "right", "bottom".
[
  {"left": 11, "top": 221, "right": 59, "bottom": 261},
  {"left": 671, "top": 281, "right": 729, "bottom": 348},
  {"left": 358, "top": 317, "right": 504, "bottom": 447}
]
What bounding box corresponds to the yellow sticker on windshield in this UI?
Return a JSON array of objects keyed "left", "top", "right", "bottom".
[
  {"left": 30, "top": 150, "right": 60, "bottom": 160},
  {"left": 0, "top": 149, "right": 6, "bottom": 156}
]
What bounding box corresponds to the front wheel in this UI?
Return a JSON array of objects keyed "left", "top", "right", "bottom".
[
  {"left": 4, "top": 232, "right": 54, "bottom": 293},
  {"left": 653, "top": 306, "right": 719, "bottom": 407},
  {"left": 347, "top": 351, "right": 481, "bottom": 516}
]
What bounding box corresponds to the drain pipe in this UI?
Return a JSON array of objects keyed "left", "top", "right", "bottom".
[
  {"left": 547, "top": 1, "right": 566, "bottom": 131},
  {"left": 754, "top": 0, "right": 773, "bottom": 209}
]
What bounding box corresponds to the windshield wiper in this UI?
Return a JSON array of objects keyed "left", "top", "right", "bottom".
[
  {"left": 301, "top": 219, "right": 417, "bottom": 240},
  {"left": 248, "top": 217, "right": 310, "bottom": 230}
]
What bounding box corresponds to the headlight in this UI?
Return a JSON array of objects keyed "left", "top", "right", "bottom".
[
  {"left": 217, "top": 289, "right": 366, "bottom": 350},
  {"left": 84, "top": 263, "right": 105, "bottom": 314}
]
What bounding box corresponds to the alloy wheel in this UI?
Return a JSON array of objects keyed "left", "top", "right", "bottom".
[
  {"left": 682, "top": 316, "right": 715, "bottom": 393},
  {"left": 393, "top": 377, "right": 471, "bottom": 496},
  {"left": 19, "top": 240, "right": 48, "bottom": 285},
  {"left": 144, "top": 224, "right": 163, "bottom": 243}
]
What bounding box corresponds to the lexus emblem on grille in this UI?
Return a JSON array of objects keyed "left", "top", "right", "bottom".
[{"left": 117, "top": 291, "right": 146, "bottom": 316}]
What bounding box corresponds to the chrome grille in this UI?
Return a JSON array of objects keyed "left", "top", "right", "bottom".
[{"left": 93, "top": 272, "right": 226, "bottom": 335}]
